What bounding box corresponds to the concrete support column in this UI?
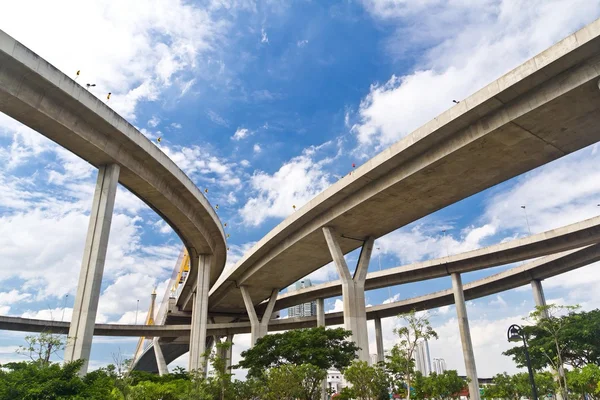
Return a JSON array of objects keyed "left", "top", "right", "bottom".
[
  {"left": 451, "top": 273, "right": 480, "bottom": 400},
  {"left": 531, "top": 279, "right": 549, "bottom": 318},
  {"left": 322, "top": 227, "right": 374, "bottom": 363},
  {"left": 189, "top": 253, "right": 212, "bottom": 373},
  {"left": 240, "top": 286, "right": 279, "bottom": 345},
  {"left": 316, "top": 298, "right": 325, "bottom": 327},
  {"left": 153, "top": 337, "right": 169, "bottom": 376},
  {"left": 532, "top": 279, "right": 563, "bottom": 398},
  {"left": 64, "top": 164, "right": 120, "bottom": 374},
  {"left": 374, "top": 317, "right": 384, "bottom": 363},
  {"left": 316, "top": 298, "right": 327, "bottom": 400},
  {"left": 224, "top": 334, "right": 234, "bottom": 372}
]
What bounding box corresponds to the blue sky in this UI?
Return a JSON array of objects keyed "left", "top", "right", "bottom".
[{"left": 1, "top": 0, "right": 600, "bottom": 377}]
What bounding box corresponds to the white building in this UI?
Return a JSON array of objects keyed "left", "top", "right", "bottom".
[
  {"left": 327, "top": 369, "right": 344, "bottom": 395},
  {"left": 287, "top": 279, "right": 317, "bottom": 317},
  {"left": 432, "top": 358, "right": 447, "bottom": 374},
  {"left": 414, "top": 339, "right": 432, "bottom": 376}
]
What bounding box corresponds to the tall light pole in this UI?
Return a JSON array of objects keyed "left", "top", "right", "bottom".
[
  {"left": 60, "top": 294, "right": 69, "bottom": 322},
  {"left": 521, "top": 205, "right": 532, "bottom": 235},
  {"left": 135, "top": 299, "right": 139, "bottom": 325},
  {"left": 508, "top": 324, "right": 538, "bottom": 400}
]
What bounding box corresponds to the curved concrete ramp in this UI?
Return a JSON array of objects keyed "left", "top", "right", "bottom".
[{"left": 0, "top": 30, "right": 226, "bottom": 295}]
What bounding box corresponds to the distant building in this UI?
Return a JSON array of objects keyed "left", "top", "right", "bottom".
[
  {"left": 414, "top": 339, "right": 432, "bottom": 376},
  {"left": 432, "top": 358, "right": 447, "bottom": 374},
  {"left": 287, "top": 279, "right": 317, "bottom": 317},
  {"left": 327, "top": 369, "right": 344, "bottom": 395}
]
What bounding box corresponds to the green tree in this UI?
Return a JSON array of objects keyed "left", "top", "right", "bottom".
[
  {"left": 260, "top": 363, "right": 325, "bottom": 400},
  {"left": 385, "top": 310, "right": 438, "bottom": 399},
  {"left": 238, "top": 327, "right": 358, "bottom": 378},
  {"left": 504, "top": 304, "right": 579, "bottom": 399},
  {"left": 16, "top": 331, "right": 65, "bottom": 365},
  {"left": 429, "top": 370, "right": 467, "bottom": 400},
  {"left": 568, "top": 364, "right": 600, "bottom": 400},
  {"left": 343, "top": 360, "right": 389, "bottom": 400},
  {"left": 504, "top": 308, "right": 600, "bottom": 370},
  {"left": 0, "top": 359, "right": 121, "bottom": 399}
]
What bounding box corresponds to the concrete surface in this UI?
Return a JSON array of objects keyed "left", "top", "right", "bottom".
[
  {"left": 323, "top": 227, "right": 372, "bottom": 362},
  {"left": 451, "top": 273, "right": 480, "bottom": 400},
  {"left": 64, "top": 164, "right": 120, "bottom": 374},
  {"left": 0, "top": 29, "right": 226, "bottom": 310},
  {"left": 269, "top": 215, "right": 600, "bottom": 313},
  {"left": 132, "top": 243, "right": 600, "bottom": 371}
]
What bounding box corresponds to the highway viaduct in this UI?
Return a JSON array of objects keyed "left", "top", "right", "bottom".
[{"left": 2, "top": 16, "right": 600, "bottom": 400}]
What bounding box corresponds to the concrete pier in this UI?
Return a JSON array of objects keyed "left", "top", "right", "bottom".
[
  {"left": 241, "top": 287, "right": 278, "bottom": 345},
  {"left": 451, "top": 272, "right": 480, "bottom": 400},
  {"left": 188, "top": 254, "right": 212, "bottom": 372},
  {"left": 323, "top": 227, "right": 373, "bottom": 362},
  {"left": 317, "top": 298, "right": 325, "bottom": 328},
  {"left": 531, "top": 279, "right": 549, "bottom": 318},
  {"left": 64, "top": 164, "right": 120, "bottom": 374},
  {"left": 374, "top": 317, "right": 384, "bottom": 363},
  {"left": 153, "top": 337, "right": 169, "bottom": 376}
]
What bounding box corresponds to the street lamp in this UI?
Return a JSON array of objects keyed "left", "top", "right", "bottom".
[
  {"left": 507, "top": 324, "right": 538, "bottom": 400},
  {"left": 521, "top": 206, "right": 532, "bottom": 235}
]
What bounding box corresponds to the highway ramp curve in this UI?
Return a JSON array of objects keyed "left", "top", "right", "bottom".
[{"left": 0, "top": 29, "right": 227, "bottom": 302}]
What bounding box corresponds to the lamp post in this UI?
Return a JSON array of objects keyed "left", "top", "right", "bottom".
[
  {"left": 508, "top": 324, "right": 538, "bottom": 400},
  {"left": 521, "top": 206, "right": 532, "bottom": 235}
]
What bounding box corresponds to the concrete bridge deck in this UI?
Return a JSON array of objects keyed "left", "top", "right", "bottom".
[
  {"left": 208, "top": 19, "right": 600, "bottom": 315},
  {"left": 0, "top": 29, "right": 227, "bottom": 302}
]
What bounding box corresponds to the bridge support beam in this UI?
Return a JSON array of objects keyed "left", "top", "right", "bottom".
[
  {"left": 316, "top": 298, "right": 325, "bottom": 328},
  {"left": 323, "top": 227, "right": 373, "bottom": 363},
  {"left": 531, "top": 279, "right": 549, "bottom": 317},
  {"left": 153, "top": 338, "right": 169, "bottom": 376},
  {"left": 451, "top": 272, "right": 480, "bottom": 400},
  {"left": 316, "top": 298, "right": 327, "bottom": 400},
  {"left": 241, "top": 286, "right": 278, "bottom": 345},
  {"left": 189, "top": 253, "right": 212, "bottom": 373},
  {"left": 65, "top": 164, "right": 120, "bottom": 374},
  {"left": 374, "top": 316, "right": 384, "bottom": 363}
]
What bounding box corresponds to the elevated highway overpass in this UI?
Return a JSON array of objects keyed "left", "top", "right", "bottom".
[
  {"left": 207, "top": 19, "right": 600, "bottom": 318},
  {"left": 0, "top": 29, "right": 226, "bottom": 372},
  {"left": 122, "top": 243, "right": 600, "bottom": 371},
  {"left": 1, "top": 240, "right": 599, "bottom": 372}
]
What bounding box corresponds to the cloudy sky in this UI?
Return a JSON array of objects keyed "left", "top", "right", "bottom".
[{"left": 2, "top": 0, "right": 600, "bottom": 377}]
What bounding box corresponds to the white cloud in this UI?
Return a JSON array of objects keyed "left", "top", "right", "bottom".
[
  {"left": 240, "top": 159, "right": 251, "bottom": 167},
  {"left": 160, "top": 145, "right": 242, "bottom": 187},
  {"left": 240, "top": 147, "right": 334, "bottom": 226},
  {"left": 354, "top": 0, "right": 600, "bottom": 149},
  {"left": 225, "top": 242, "right": 257, "bottom": 271},
  {"left": 232, "top": 128, "right": 252, "bottom": 141},
  {"left": 297, "top": 39, "right": 309, "bottom": 47},
  {"left": 206, "top": 110, "right": 230, "bottom": 127},
  {"left": 376, "top": 222, "right": 496, "bottom": 264},
  {"left": 170, "top": 122, "right": 182, "bottom": 129},
  {"left": 148, "top": 116, "right": 161, "bottom": 128},
  {"left": 261, "top": 28, "right": 269, "bottom": 43},
  {"left": 0, "top": 0, "right": 226, "bottom": 120}
]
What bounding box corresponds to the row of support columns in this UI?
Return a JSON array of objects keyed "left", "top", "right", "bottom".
[{"left": 61, "top": 165, "right": 552, "bottom": 387}]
